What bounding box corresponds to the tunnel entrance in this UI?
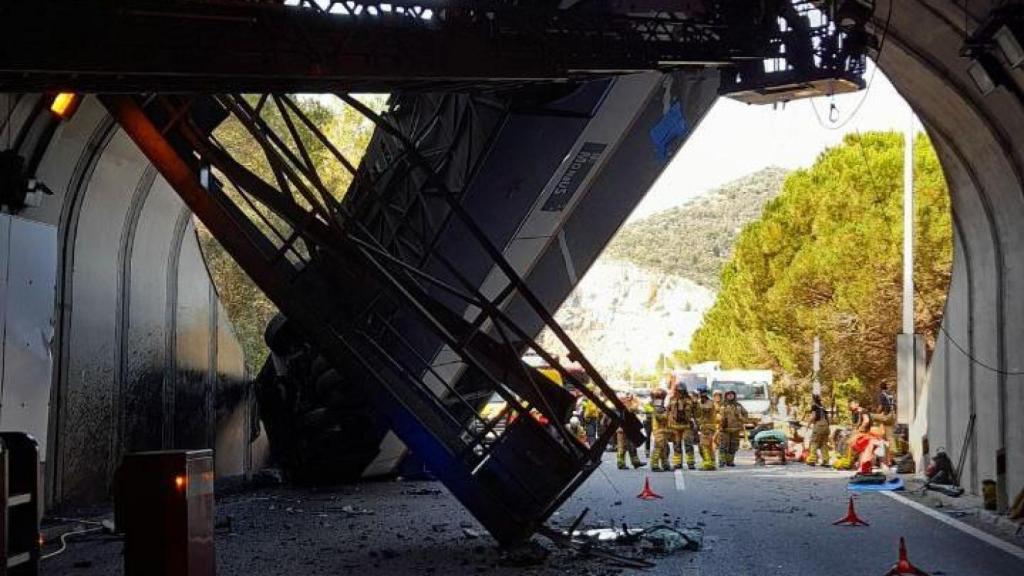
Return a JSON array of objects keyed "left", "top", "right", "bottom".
[{"left": 0, "top": 0, "right": 1023, "bottom": 573}]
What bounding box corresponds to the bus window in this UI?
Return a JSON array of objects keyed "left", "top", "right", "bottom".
[{"left": 714, "top": 381, "right": 767, "bottom": 400}]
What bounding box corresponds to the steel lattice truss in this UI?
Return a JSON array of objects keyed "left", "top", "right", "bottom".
[
  {"left": 102, "top": 90, "right": 643, "bottom": 542},
  {"left": 1, "top": 0, "right": 870, "bottom": 95}
]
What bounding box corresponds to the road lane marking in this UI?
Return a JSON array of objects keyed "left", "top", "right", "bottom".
[
  {"left": 674, "top": 469, "right": 686, "bottom": 491},
  {"left": 750, "top": 471, "right": 849, "bottom": 479},
  {"left": 881, "top": 491, "right": 1024, "bottom": 561}
]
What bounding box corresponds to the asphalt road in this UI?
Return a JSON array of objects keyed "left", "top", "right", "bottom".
[
  {"left": 42, "top": 450, "right": 1024, "bottom": 575},
  {"left": 561, "top": 451, "right": 1024, "bottom": 575}
]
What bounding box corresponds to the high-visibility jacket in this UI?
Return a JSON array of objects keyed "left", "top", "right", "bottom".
[
  {"left": 719, "top": 400, "right": 748, "bottom": 432},
  {"left": 668, "top": 394, "right": 697, "bottom": 430},
  {"left": 696, "top": 396, "right": 717, "bottom": 431},
  {"left": 651, "top": 406, "right": 670, "bottom": 432}
]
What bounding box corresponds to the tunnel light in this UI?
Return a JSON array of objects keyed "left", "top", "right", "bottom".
[
  {"left": 967, "top": 57, "right": 999, "bottom": 96},
  {"left": 174, "top": 474, "right": 187, "bottom": 491},
  {"left": 49, "top": 92, "right": 80, "bottom": 120},
  {"left": 993, "top": 25, "right": 1024, "bottom": 68}
]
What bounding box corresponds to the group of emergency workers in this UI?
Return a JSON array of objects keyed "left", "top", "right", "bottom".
[
  {"left": 608, "top": 374, "right": 749, "bottom": 472},
  {"left": 571, "top": 372, "right": 898, "bottom": 474}
]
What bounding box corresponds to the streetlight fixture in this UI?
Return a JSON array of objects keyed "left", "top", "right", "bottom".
[
  {"left": 967, "top": 55, "right": 1001, "bottom": 96},
  {"left": 993, "top": 24, "right": 1024, "bottom": 69},
  {"left": 961, "top": 8, "right": 1022, "bottom": 95}
]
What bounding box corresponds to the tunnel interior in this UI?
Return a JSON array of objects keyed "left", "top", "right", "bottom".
[{"left": 0, "top": 0, "right": 1020, "bottom": 534}]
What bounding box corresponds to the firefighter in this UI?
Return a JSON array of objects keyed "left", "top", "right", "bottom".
[
  {"left": 718, "top": 390, "right": 748, "bottom": 467},
  {"left": 711, "top": 389, "right": 724, "bottom": 463},
  {"left": 641, "top": 394, "right": 655, "bottom": 457},
  {"left": 846, "top": 398, "right": 882, "bottom": 476},
  {"left": 874, "top": 382, "right": 896, "bottom": 463},
  {"left": 805, "top": 394, "right": 831, "bottom": 466},
  {"left": 616, "top": 393, "right": 646, "bottom": 470},
  {"left": 695, "top": 385, "right": 718, "bottom": 471},
  {"left": 649, "top": 388, "right": 671, "bottom": 471},
  {"left": 582, "top": 398, "right": 601, "bottom": 444},
  {"left": 567, "top": 416, "right": 588, "bottom": 446},
  {"left": 668, "top": 381, "right": 698, "bottom": 470}
]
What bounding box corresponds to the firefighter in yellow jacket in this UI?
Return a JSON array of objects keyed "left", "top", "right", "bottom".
[
  {"left": 695, "top": 385, "right": 718, "bottom": 471},
  {"left": 805, "top": 394, "right": 831, "bottom": 466},
  {"left": 718, "top": 390, "right": 749, "bottom": 467},
  {"left": 711, "top": 389, "right": 724, "bottom": 461},
  {"left": 668, "top": 381, "right": 698, "bottom": 470},
  {"left": 649, "top": 388, "right": 671, "bottom": 471},
  {"left": 615, "top": 393, "right": 645, "bottom": 469}
]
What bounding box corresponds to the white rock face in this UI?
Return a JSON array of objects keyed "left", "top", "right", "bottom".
[{"left": 539, "top": 259, "right": 715, "bottom": 378}]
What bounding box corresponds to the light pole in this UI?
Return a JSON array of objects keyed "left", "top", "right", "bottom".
[
  {"left": 897, "top": 109, "right": 925, "bottom": 437},
  {"left": 812, "top": 335, "right": 821, "bottom": 396}
]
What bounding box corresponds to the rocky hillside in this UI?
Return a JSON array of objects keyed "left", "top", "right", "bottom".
[
  {"left": 543, "top": 261, "right": 715, "bottom": 378},
  {"left": 541, "top": 168, "right": 788, "bottom": 377},
  {"left": 603, "top": 167, "right": 789, "bottom": 289}
]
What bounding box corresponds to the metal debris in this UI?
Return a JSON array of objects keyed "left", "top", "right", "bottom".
[
  {"left": 573, "top": 527, "right": 644, "bottom": 544},
  {"left": 641, "top": 525, "right": 703, "bottom": 554}
]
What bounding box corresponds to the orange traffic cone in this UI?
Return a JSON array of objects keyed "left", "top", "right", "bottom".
[
  {"left": 636, "top": 476, "right": 663, "bottom": 500},
  {"left": 884, "top": 537, "right": 931, "bottom": 575},
  {"left": 833, "top": 496, "right": 869, "bottom": 526}
]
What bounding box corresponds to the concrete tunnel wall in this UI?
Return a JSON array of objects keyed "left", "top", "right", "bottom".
[
  {"left": 878, "top": 0, "right": 1024, "bottom": 503},
  {"left": 1, "top": 0, "right": 1023, "bottom": 510},
  {"left": 0, "top": 94, "right": 265, "bottom": 507}
]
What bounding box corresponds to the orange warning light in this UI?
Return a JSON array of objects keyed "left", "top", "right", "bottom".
[
  {"left": 174, "top": 475, "right": 187, "bottom": 491},
  {"left": 50, "top": 93, "right": 80, "bottom": 120}
]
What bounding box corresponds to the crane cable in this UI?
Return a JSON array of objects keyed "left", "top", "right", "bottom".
[{"left": 809, "top": 0, "right": 894, "bottom": 131}]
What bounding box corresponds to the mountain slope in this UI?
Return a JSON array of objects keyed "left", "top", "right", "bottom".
[
  {"left": 543, "top": 261, "right": 715, "bottom": 378},
  {"left": 604, "top": 167, "right": 788, "bottom": 289},
  {"left": 541, "top": 167, "right": 788, "bottom": 378}
]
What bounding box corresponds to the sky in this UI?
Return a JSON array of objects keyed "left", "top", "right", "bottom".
[{"left": 628, "top": 63, "right": 916, "bottom": 221}]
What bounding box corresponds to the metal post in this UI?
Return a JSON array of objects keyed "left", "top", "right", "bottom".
[
  {"left": 897, "top": 110, "right": 923, "bottom": 428},
  {"left": 812, "top": 335, "right": 821, "bottom": 396},
  {"left": 902, "top": 115, "right": 915, "bottom": 336}
]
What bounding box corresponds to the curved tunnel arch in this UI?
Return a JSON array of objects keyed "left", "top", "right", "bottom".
[
  {"left": 0, "top": 95, "right": 258, "bottom": 506},
  {"left": 873, "top": 0, "right": 1024, "bottom": 499}
]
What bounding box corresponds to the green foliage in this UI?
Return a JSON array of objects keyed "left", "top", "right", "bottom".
[
  {"left": 683, "top": 132, "right": 952, "bottom": 406},
  {"left": 605, "top": 167, "right": 788, "bottom": 289},
  {"left": 197, "top": 95, "right": 386, "bottom": 374},
  {"left": 832, "top": 376, "right": 863, "bottom": 423}
]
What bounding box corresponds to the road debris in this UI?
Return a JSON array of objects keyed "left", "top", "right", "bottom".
[
  {"left": 498, "top": 540, "right": 550, "bottom": 566},
  {"left": 573, "top": 526, "right": 643, "bottom": 544},
  {"left": 250, "top": 468, "right": 285, "bottom": 486},
  {"left": 335, "top": 505, "right": 375, "bottom": 517},
  {"left": 641, "top": 526, "right": 703, "bottom": 554}
]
